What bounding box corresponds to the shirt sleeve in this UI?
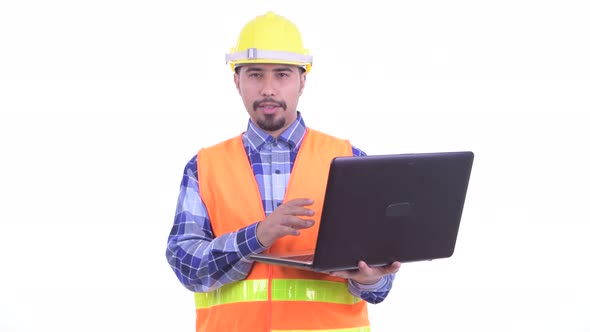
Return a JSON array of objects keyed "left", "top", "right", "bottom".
[
  {"left": 348, "top": 274, "right": 395, "bottom": 304},
  {"left": 165, "top": 155, "right": 267, "bottom": 293},
  {"left": 352, "top": 145, "right": 367, "bottom": 157},
  {"left": 348, "top": 145, "right": 396, "bottom": 304}
]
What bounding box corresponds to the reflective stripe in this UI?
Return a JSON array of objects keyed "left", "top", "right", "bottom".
[
  {"left": 195, "top": 279, "right": 267, "bottom": 308},
  {"left": 195, "top": 279, "right": 361, "bottom": 308},
  {"left": 272, "top": 327, "right": 370, "bottom": 332},
  {"left": 225, "top": 48, "right": 313, "bottom": 64},
  {"left": 272, "top": 279, "right": 360, "bottom": 304}
]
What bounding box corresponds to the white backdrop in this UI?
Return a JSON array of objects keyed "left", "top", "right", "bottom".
[{"left": 1, "top": 1, "right": 589, "bottom": 331}]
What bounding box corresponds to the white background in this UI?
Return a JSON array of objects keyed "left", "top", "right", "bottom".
[{"left": 1, "top": 1, "right": 589, "bottom": 331}]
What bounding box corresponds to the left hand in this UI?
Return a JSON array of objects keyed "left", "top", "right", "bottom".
[{"left": 330, "top": 261, "right": 401, "bottom": 285}]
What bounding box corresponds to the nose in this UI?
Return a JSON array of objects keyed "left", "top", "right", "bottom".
[{"left": 261, "top": 76, "right": 276, "bottom": 97}]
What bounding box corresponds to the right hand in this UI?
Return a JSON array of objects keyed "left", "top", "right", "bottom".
[{"left": 256, "top": 198, "right": 316, "bottom": 247}]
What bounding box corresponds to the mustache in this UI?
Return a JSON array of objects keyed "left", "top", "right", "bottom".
[{"left": 253, "top": 98, "right": 287, "bottom": 110}]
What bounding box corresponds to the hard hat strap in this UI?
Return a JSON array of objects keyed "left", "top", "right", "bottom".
[{"left": 225, "top": 48, "right": 313, "bottom": 65}]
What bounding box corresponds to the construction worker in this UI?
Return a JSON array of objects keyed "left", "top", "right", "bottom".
[{"left": 166, "top": 11, "right": 401, "bottom": 331}]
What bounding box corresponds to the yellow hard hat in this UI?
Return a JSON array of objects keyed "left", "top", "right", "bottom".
[{"left": 226, "top": 12, "right": 313, "bottom": 73}]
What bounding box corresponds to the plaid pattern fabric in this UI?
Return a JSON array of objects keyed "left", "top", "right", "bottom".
[{"left": 166, "top": 114, "right": 394, "bottom": 303}]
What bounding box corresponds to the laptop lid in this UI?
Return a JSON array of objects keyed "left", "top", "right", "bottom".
[{"left": 251, "top": 151, "right": 474, "bottom": 273}]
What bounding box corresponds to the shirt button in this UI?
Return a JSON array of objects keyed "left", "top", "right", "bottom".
[{"left": 275, "top": 169, "right": 281, "bottom": 174}]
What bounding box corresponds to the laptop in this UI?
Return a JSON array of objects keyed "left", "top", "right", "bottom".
[{"left": 250, "top": 151, "right": 474, "bottom": 272}]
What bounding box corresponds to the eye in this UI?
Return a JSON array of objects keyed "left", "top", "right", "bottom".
[
  {"left": 277, "top": 72, "right": 290, "bottom": 79},
  {"left": 249, "top": 73, "right": 262, "bottom": 79}
]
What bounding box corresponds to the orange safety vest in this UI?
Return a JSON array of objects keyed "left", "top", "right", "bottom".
[{"left": 196, "top": 128, "right": 369, "bottom": 332}]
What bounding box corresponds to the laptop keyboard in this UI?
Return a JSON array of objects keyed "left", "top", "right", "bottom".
[{"left": 286, "top": 254, "right": 315, "bottom": 262}]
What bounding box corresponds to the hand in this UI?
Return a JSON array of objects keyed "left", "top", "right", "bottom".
[
  {"left": 256, "top": 198, "right": 315, "bottom": 247},
  {"left": 330, "top": 261, "right": 401, "bottom": 285}
]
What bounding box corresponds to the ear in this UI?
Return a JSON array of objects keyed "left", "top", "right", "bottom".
[
  {"left": 234, "top": 72, "right": 241, "bottom": 94},
  {"left": 299, "top": 71, "right": 307, "bottom": 96}
]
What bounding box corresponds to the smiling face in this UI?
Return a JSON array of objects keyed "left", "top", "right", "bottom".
[{"left": 234, "top": 63, "right": 306, "bottom": 137}]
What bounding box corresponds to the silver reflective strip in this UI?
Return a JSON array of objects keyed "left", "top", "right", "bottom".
[{"left": 225, "top": 48, "right": 313, "bottom": 64}]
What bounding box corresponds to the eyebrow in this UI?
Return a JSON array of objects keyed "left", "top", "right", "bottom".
[{"left": 244, "top": 66, "right": 294, "bottom": 73}]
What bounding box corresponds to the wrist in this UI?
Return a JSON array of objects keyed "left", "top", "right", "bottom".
[
  {"left": 353, "top": 277, "right": 381, "bottom": 286},
  {"left": 350, "top": 276, "right": 386, "bottom": 290},
  {"left": 255, "top": 221, "right": 271, "bottom": 248}
]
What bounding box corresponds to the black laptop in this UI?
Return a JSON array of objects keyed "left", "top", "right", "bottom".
[{"left": 250, "top": 151, "right": 474, "bottom": 272}]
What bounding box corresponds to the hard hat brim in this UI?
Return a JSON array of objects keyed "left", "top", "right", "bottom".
[{"left": 230, "top": 59, "right": 312, "bottom": 73}]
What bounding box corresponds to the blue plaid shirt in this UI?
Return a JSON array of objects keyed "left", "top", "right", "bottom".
[{"left": 166, "top": 114, "right": 394, "bottom": 304}]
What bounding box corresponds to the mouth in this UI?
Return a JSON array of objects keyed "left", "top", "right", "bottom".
[
  {"left": 253, "top": 99, "right": 287, "bottom": 114},
  {"left": 257, "top": 103, "right": 282, "bottom": 114}
]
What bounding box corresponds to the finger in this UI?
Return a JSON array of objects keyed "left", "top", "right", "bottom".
[
  {"left": 282, "top": 205, "right": 315, "bottom": 217},
  {"left": 280, "top": 225, "right": 301, "bottom": 237},
  {"left": 280, "top": 216, "right": 315, "bottom": 229},
  {"left": 329, "top": 271, "right": 352, "bottom": 279},
  {"left": 387, "top": 261, "right": 402, "bottom": 274},
  {"left": 280, "top": 221, "right": 317, "bottom": 237},
  {"left": 284, "top": 198, "right": 314, "bottom": 207},
  {"left": 358, "top": 261, "right": 400, "bottom": 275},
  {"left": 373, "top": 261, "right": 401, "bottom": 275},
  {"left": 357, "top": 261, "right": 370, "bottom": 273},
  {"left": 275, "top": 205, "right": 315, "bottom": 216},
  {"left": 357, "top": 261, "right": 380, "bottom": 277}
]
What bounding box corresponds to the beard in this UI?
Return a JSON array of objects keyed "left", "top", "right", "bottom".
[
  {"left": 252, "top": 98, "right": 288, "bottom": 132},
  {"left": 256, "top": 114, "right": 286, "bottom": 132}
]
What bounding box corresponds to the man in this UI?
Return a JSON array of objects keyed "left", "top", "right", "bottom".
[{"left": 166, "top": 11, "right": 401, "bottom": 331}]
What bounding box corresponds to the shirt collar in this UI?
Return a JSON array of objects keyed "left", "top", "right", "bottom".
[{"left": 243, "top": 112, "right": 307, "bottom": 152}]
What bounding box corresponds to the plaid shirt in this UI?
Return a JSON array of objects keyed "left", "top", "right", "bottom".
[{"left": 166, "top": 114, "right": 394, "bottom": 304}]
